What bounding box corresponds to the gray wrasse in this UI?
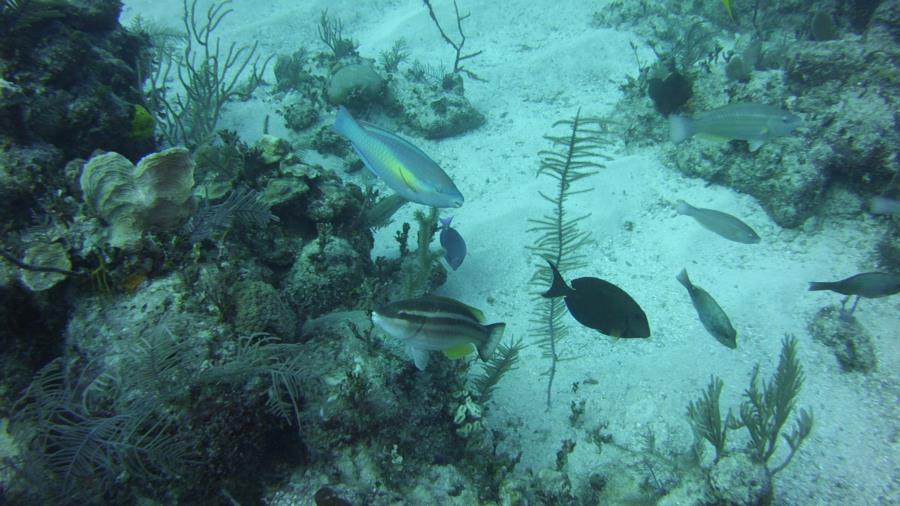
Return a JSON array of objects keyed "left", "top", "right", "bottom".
[
  {"left": 809, "top": 272, "right": 900, "bottom": 318},
  {"left": 809, "top": 272, "right": 900, "bottom": 298},
  {"left": 676, "top": 269, "right": 737, "bottom": 349},
  {"left": 372, "top": 295, "right": 505, "bottom": 370},
  {"left": 542, "top": 261, "right": 650, "bottom": 338},
  {"left": 675, "top": 199, "right": 760, "bottom": 244}
]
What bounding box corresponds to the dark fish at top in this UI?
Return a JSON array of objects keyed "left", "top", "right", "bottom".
[
  {"left": 542, "top": 261, "right": 650, "bottom": 338},
  {"left": 675, "top": 199, "right": 761, "bottom": 244},
  {"left": 808, "top": 272, "right": 900, "bottom": 298},
  {"left": 439, "top": 216, "right": 466, "bottom": 270},
  {"left": 676, "top": 269, "right": 737, "bottom": 349}
]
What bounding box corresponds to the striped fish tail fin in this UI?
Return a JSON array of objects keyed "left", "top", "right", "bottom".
[{"left": 477, "top": 323, "right": 506, "bottom": 362}]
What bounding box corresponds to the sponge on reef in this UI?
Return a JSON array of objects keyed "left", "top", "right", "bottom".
[{"left": 80, "top": 147, "right": 195, "bottom": 249}]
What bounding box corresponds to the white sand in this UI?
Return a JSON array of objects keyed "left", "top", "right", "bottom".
[{"left": 122, "top": 1, "right": 899, "bottom": 503}]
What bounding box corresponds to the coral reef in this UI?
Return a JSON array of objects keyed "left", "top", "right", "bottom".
[
  {"left": 808, "top": 305, "right": 877, "bottom": 373},
  {"left": 604, "top": 0, "right": 899, "bottom": 228},
  {"left": 80, "top": 147, "right": 196, "bottom": 249}
]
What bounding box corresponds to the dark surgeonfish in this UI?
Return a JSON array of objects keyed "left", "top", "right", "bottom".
[
  {"left": 372, "top": 295, "right": 505, "bottom": 370},
  {"left": 676, "top": 269, "right": 737, "bottom": 349},
  {"left": 809, "top": 272, "right": 900, "bottom": 317},
  {"left": 675, "top": 199, "right": 761, "bottom": 244},
  {"left": 542, "top": 261, "right": 650, "bottom": 338},
  {"left": 439, "top": 216, "right": 466, "bottom": 270}
]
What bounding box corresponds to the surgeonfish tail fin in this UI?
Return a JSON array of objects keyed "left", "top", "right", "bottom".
[
  {"left": 669, "top": 115, "right": 693, "bottom": 143},
  {"left": 808, "top": 281, "right": 834, "bottom": 292},
  {"left": 542, "top": 260, "right": 572, "bottom": 298},
  {"left": 675, "top": 268, "right": 692, "bottom": 289},
  {"left": 478, "top": 323, "right": 506, "bottom": 362}
]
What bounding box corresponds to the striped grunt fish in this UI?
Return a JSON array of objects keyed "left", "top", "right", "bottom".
[{"left": 372, "top": 295, "right": 505, "bottom": 370}]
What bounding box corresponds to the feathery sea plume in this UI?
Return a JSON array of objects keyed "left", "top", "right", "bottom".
[{"left": 527, "top": 109, "right": 612, "bottom": 407}]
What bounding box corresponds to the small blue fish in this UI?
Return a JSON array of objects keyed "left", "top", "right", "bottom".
[
  {"left": 333, "top": 107, "right": 464, "bottom": 208},
  {"left": 439, "top": 216, "right": 466, "bottom": 270}
]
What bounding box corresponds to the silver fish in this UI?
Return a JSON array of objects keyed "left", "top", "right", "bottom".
[
  {"left": 676, "top": 269, "right": 737, "bottom": 349},
  {"left": 333, "top": 106, "right": 464, "bottom": 208},
  {"left": 670, "top": 103, "right": 802, "bottom": 151},
  {"left": 675, "top": 199, "right": 761, "bottom": 244},
  {"left": 372, "top": 295, "right": 505, "bottom": 370}
]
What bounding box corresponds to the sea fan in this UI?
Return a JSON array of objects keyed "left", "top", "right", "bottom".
[{"left": 527, "top": 109, "right": 612, "bottom": 407}]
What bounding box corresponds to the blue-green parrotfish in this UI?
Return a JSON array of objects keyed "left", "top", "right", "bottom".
[
  {"left": 542, "top": 261, "right": 650, "bottom": 338},
  {"left": 439, "top": 216, "right": 466, "bottom": 270},
  {"left": 675, "top": 199, "right": 761, "bottom": 244},
  {"left": 676, "top": 269, "right": 737, "bottom": 349},
  {"left": 670, "top": 103, "right": 802, "bottom": 151},
  {"left": 372, "top": 295, "right": 505, "bottom": 370},
  {"left": 333, "top": 106, "right": 464, "bottom": 208}
]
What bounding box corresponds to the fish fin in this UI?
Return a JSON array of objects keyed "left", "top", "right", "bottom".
[
  {"left": 669, "top": 115, "right": 693, "bottom": 143},
  {"left": 332, "top": 106, "right": 357, "bottom": 137},
  {"left": 477, "top": 323, "right": 506, "bottom": 362},
  {"left": 748, "top": 140, "right": 764, "bottom": 152},
  {"left": 462, "top": 303, "right": 484, "bottom": 322},
  {"left": 722, "top": 0, "right": 734, "bottom": 20},
  {"left": 674, "top": 199, "right": 692, "bottom": 215},
  {"left": 542, "top": 260, "right": 572, "bottom": 298},
  {"left": 808, "top": 281, "right": 834, "bottom": 292},
  {"left": 408, "top": 346, "right": 430, "bottom": 370},
  {"left": 694, "top": 133, "right": 732, "bottom": 143},
  {"left": 675, "top": 268, "right": 692, "bottom": 289},
  {"left": 443, "top": 343, "right": 476, "bottom": 359}
]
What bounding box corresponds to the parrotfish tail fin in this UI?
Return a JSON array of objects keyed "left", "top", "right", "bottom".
[
  {"left": 332, "top": 105, "right": 358, "bottom": 137},
  {"left": 542, "top": 260, "right": 572, "bottom": 298},
  {"left": 676, "top": 268, "right": 692, "bottom": 290},
  {"left": 669, "top": 115, "right": 693, "bottom": 143},
  {"left": 439, "top": 216, "right": 453, "bottom": 228},
  {"left": 808, "top": 281, "right": 835, "bottom": 292},
  {"left": 674, "top": 199, "right": 691, "bottom": 215},
  {"left": 477, "top": 323, "right": 506, "bottom": 362}
]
